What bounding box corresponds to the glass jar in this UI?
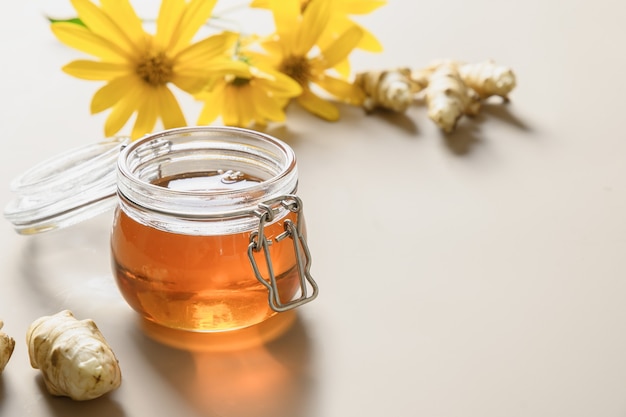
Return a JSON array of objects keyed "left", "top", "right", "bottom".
[{"left": 5, "top": 126, "right": 318, "bottom": 332}]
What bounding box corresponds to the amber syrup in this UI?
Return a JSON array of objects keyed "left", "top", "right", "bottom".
[{"left": 111, "top": 170, "right": 300, "bottom": 332}]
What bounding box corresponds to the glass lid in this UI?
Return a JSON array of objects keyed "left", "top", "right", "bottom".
[{"left": 4, "top": 137, "right": 128, "bottom": 235}]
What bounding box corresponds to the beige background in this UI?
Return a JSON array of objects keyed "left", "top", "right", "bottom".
[{"left": 1, "top": 0, "right": 626, "bottom": 416}]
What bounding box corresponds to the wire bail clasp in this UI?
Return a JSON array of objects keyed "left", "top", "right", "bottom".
[{"left": 247, "top": 195, "right": 319, "bottom": 312}]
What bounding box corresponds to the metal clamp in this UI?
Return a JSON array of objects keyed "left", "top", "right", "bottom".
[{"left": 247, "top": 195, "right": 319, "bottom": 312}]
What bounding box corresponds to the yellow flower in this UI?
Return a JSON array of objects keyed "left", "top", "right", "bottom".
[
  {"left": 253, "top": 0, "right": 366, "bottom": 121},
  {"left": 251, "top": 0, "right": 386, "bottom": 76},
  {"left": 325, "top": 0, "right": 386, "bottom": 52},
  {"left": 51, "top": 0, "right": 247, "bottom": 139},
  {"left": 252, "top": 0, "right": 385, "bottom": 52},
  {"left": 196, "top": 63, "right": 302, "bottom": 127}
]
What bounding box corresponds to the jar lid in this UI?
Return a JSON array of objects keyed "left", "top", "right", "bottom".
[{"left": 4, "top": 137, "right": 129, "bottom": 235}]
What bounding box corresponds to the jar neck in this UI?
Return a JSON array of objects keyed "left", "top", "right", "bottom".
[{"left": 116, "top": 127, "right": 299, "bottom": 234}]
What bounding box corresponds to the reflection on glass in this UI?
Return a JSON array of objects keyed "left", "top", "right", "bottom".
[{"left": 19, "top": 213, "right": 126, "bottom": 315}]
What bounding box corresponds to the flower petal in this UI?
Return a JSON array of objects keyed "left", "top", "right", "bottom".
[
  {"left": 174, "top": 32, "right": 238, "bottom": 67},
  {"left": 104, "top": 84, "right": 143, "bottom": 137},
  {"left": 314, "top": 74, "right": 365, "bottom": 104},
  {"left": 318, "top": 25, "right": 363, "bottom": 69},
  {"left": 132, "top": 93, "right": 158, "bottom": 139},
  {"left": 332, "top": 58, "right": 351, "bottom": 78},
  {"left": 337, "top": 0, "right": 387, "bottom": 14},
  {"left": 269, "top": 0, "right": 300, "bottom": 53},
  {"left": 168, "top": 0, "right": 219, "bottom": 54},
  {"left": 197, "top": 83, "right": 225, "bottom": 125},
  {"left": 100, "top": 0, "right": 145, "bottom": 46},
  {"left": 253, "top": 68, "right": 302, "bottom": 97},
  {"left": 253, "top": 42, "right": 284, "bottom": 68},
  {"left": 205, "top": 60, "right": 250, "bottom": 78},
  {"left": 63, "top": 60, "right": 129, "bottom": 81},
  {"left": 294, "top": 0, "right": 331, "bottom": 56},
  {"left": 155, "top": 0, "right": 186, "bottom": 49},
  {"left": 70, "top": 0, "right": 137, "bottom": 54},
  {"left": 156, "top": 86, "right": 186, "bottom": 129},
  {"left": 171, "top": 73, "right": 210, "bottom": 95},
  {"left": 91, "top": 75, "right": 137, "bottom": 113},
  {"left": 222, "top": 85, "right": 240, "bottom": 126},
  {"left": 297, "top": 89, "right": 339, "bottom": 121},
  {"left": 173, "top": 56, "right": 249, "bottom": 94},
  {"left": 250, "top": 0, "right": 271, "bottom": 8},
  {"left": 357, "top": 26, "right": 384, "bottom": 52},
  {"left": 253, "top": 86, "right": 287, "bottom": 122},
  {"left": 51, "top": 22, "right": 128, "bottom": 62},
  {"left": 235, "top": 85, "right": 254, "bottom": 127}
]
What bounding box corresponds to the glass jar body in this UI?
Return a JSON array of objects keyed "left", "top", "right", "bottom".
[{"left": 110, "top": 127, "right": 307, "bottom": 332}]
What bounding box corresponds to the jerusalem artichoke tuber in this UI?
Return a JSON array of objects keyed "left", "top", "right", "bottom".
[
  {"left": 356, "top": 59, "right": 517, "bottom": 133},
  {"left": 423, "top": 62, "right": 481, "bottom": 133},
  {"left": 26, "top": 310, "right": 121, "bottom": 400},
  {"left": 458, "top": 60, "right": 516, "bottom": 99},
  {"left": 410, "top": 66, "right": 436, "bottom": 93},
  {"left": 0, "top": 320, "right": 15, "bottom": 374},
  {"left": 355, "top": 68, "right": 415, "bottom": 112}
]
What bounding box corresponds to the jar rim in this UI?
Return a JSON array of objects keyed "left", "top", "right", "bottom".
[
  {"left": 119, "top": 126, "right": 296, "bottom": 198},
  {"left": 116, "top": 126, "right": 299, "bottom": 222}
]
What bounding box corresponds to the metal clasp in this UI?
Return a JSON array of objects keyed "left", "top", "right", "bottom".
[{"left": 247, "top": 195, "right": 319, "bottom": 312}]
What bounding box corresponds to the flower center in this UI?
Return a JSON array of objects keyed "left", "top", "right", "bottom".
[
  {"left": 136, "top": 52, "right": 174, "bottom": 86},
  {"left": 279, "top": 55, "right": 311, "bottom": 87},
  {"left": 225, "top": 73, "right": 251, "bottom": 87},
  {"left": 300, "top": 0, "right": 311, "bottom": 13},
  {"left": 231, "top": 77, "right": 251, "bottom": 87}
]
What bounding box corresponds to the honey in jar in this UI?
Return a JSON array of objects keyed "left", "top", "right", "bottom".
[{"left": 111, "top": 171, "right": 304, "bottom": 331}]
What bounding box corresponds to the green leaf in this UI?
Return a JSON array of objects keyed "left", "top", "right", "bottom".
[{"left": 47, "top": 17, "right": 86, "bottom": 27}]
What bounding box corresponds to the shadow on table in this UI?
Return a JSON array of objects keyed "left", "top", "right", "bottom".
[
  {"left": 35, "top": 375, "right": 126, "bottom": 417},
  {"left": 442, "top": 101, "right": 533, "bottom": 155},
  {"left": 134, "top": 312, "right": 315, "bottom": 417},
  {"left": 481, "top": 101, "right": 532, "bottom": 132},
  {"left": 441, "top": 122, "right": 483, "bottom": 155},
  {"left": 359, "top": 109, "right": 420, "bottom": 135}
]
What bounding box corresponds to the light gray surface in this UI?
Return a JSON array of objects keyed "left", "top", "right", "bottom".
[{"left": 1, "top": 1, "right": 626, "bottom": 416}]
